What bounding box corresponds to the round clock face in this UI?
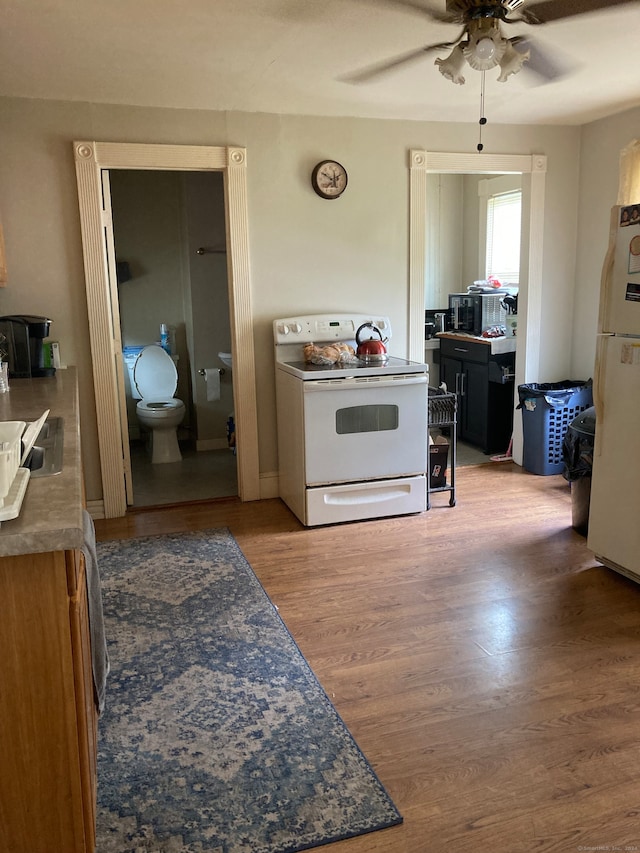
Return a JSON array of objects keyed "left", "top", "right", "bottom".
[{"left": 311, "top": 160, "right": 348, "bottom": 199}]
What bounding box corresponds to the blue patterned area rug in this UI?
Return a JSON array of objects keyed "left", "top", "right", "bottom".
[{"left": 95, "top": 528, "right": 402, "bottom": 853}]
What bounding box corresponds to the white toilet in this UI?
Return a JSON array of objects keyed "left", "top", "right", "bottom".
[{"left": 128, "top": 345, "right": 185, "bottom": 464}]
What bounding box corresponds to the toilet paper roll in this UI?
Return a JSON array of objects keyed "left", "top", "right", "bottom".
[{"left": 204, "top": 368, "right": 221, "bottom": 402}]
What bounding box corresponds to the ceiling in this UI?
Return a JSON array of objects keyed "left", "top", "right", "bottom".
[{"left": 1, "top": 0, "right": 639, "bottom": 126}]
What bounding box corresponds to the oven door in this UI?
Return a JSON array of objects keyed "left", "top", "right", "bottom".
[{"left": 302, "top": 374, "right": 428, "bottom": 485}]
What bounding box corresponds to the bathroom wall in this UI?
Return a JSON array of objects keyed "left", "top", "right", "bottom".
[{"left": 182, "top": 171, "right": 234, "bottom": 449}]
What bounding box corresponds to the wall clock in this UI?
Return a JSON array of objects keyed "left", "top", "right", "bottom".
[{"left": 311, "top": 160, "right": 348, "bottom": 200}]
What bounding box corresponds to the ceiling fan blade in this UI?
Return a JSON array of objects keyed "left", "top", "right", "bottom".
[
  {"left": 510, "top": 35, "right": 573, "bottom": 82},
  {"left": 521, "top": 0, "right": 639, "bottom": 25},
  {"left": 339, "top": 38, "right": 463, "bottom": 83}
]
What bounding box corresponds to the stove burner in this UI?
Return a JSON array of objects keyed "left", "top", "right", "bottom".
[{"left": 357, "top": 353, "right": 389, "bottom": 365}]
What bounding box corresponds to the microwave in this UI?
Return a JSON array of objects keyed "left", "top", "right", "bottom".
[{"left": 448, "top": 293, "right": 506, "bottom": 336}]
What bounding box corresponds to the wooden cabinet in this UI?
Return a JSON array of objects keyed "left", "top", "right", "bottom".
[
  {"left": 0, "top": 548, "right": 97, "bottom": 853},
  {"left": 440, "top": 336, "right": 515, "bottom": 454}
]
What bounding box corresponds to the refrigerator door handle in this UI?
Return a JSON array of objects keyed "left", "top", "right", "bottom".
[{"left": 593, "top": 335, "right": 608, "bottom": 455}]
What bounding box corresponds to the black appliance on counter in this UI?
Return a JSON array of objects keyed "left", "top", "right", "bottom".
[
  {"left": 425, "top": 308, "right": 452, "bottom": 339},
  {"left": 0, "top": 315, "right": 55, "bottom": 378},
  {"left": 448, "top": 292, "right": 506, "bottom": 337}
]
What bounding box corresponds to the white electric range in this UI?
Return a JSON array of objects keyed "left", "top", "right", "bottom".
[{"left": 273, "top": 313, "right": 429, "bottom": 526}]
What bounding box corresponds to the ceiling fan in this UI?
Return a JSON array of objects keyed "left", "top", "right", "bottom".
[{"left": 342, "top": 0, "right": 638, "bottom": 86}]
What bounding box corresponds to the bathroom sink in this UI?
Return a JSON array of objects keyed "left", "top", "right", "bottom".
[
  {"left": 218, "top": 351, "right": 233, "bottom": 370},
  {"left": 23, "top": 416, "right": 64, "bottom": 478}
]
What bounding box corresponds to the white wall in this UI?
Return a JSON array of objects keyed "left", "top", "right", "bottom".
[
  {"left": 425, "top": 173, "right": 501, "bottom": 306},
  {"left": 425, "top": 173, "right": 464, "bottom": 308},
  {"left": 462, "top": 175, "right": 481, "bottom": 288},
  {"left": 574, "top": 105, "right": 640, "bottom": 378},
  {"left": 0, "top": 96, "right": 582, "bottom": 503}
]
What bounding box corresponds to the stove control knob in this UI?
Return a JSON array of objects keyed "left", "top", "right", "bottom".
[
  {"left": 290, "top": 323, "right": 303, "bottom": 334},
  {"left": 276, "top": 322, "right": 290, "bottom": 335}
]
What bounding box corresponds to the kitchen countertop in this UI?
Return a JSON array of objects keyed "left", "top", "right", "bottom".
[
  {"left": 0, "top": 367, "right": 84, "bottom": 557},
  {"left": 437, "top": 332, "right": 517, "bottom": 355}
]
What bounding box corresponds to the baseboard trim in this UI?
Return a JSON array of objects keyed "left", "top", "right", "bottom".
[
  {"left": 259, "top": 472, "right": 279, "bottom": 500},
  {"left": 86, "top": 499, "right": 105, "bottom": 520},
  {"left": 196, "top": 438, "right": 230, "bottom": 452}
]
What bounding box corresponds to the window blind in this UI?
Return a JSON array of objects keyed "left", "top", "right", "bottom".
[{"left": 486, "top": 190, "right": 521, "bottom": 284}]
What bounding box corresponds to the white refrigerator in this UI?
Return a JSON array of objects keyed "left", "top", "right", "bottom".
[{"left": 588, "top": 204, "right": 640, "bottom": 582}]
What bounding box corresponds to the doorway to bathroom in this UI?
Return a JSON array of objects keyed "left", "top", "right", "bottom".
[{"left": 109, "top": 168, "right": 238, "bottom": 508}]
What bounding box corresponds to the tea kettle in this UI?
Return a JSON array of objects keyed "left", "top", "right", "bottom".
[{"left": 355, "top": 323, "right": 388, "bottom": 363}]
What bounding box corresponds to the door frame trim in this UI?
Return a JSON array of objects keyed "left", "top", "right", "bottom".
[{"left": 74, "top": 141, "right": 260, "bottom": 517}]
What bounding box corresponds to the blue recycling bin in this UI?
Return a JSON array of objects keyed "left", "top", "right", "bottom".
[{"left": 517, "top": 380, "right": 593, "bottom": 475}]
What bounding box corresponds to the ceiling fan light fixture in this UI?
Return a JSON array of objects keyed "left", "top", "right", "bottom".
[
  {"left": 496, "top": 40, "right": 530, "bottom": 82},
  {"left": 435, "top": 44, "right": 466, "bottom": 85},
  {"left": 464, "top": 33, "right": 506, "bottom": 70},
  {"left": 463, "top": 19, "right": 506, "bottom": 71}
]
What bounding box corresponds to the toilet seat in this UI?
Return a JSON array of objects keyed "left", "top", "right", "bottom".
[
  {"left": 136, "top": 399, "right": 185, "bottom": 416},
  {"left": 133, "top": 345, "right": 177, "bottom": 400}
]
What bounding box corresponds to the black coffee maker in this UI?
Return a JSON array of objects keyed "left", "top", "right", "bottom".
[{"left": 0, "top": 315, "right": 55, "bottom": 378}]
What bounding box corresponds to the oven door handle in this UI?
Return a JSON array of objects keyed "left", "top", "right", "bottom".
[{"left": 303, "top": 375, "right": 428, "bottom": 391}]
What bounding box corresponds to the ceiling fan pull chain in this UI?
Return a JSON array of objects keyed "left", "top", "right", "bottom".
[{"left": 477, "top": 70, "right": 487, "bottom": 153}]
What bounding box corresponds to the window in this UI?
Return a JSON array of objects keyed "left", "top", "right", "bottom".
[
  {"left": 485, "top": 190, "right": 521, "bottom": 284},
  {"left": 335, "top": 404, "right": 398, "bottom": 435}
]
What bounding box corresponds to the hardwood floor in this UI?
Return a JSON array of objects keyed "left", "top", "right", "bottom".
[{"left": 95, "top": 463, "right": 640, "bottom": 853}]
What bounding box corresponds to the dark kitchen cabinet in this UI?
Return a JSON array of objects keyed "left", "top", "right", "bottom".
[{"left": 440, "top": 335, "right": 515, "bottom": 454}]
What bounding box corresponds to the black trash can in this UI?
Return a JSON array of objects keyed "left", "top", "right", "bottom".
[
  {"left": 562, "top": 406, "right": 596, "bottom": 536},
  {"left": 517, "top": 380, "right": 593, "bottom": 475}
]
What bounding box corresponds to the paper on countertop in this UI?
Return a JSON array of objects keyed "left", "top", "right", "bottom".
[{"left": 20, "top": 409, "right": 50, "bottom": 466}]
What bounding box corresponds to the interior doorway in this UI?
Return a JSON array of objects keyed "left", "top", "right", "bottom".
[
  {"left": 74, "top": 142, "right": 259, "bottom": 519},
  {"left": 109, "top": 168, "right": 238, "bottom": 508},
  {"left": 409, "top": 149, "right": 548, "bottom": 467}
]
